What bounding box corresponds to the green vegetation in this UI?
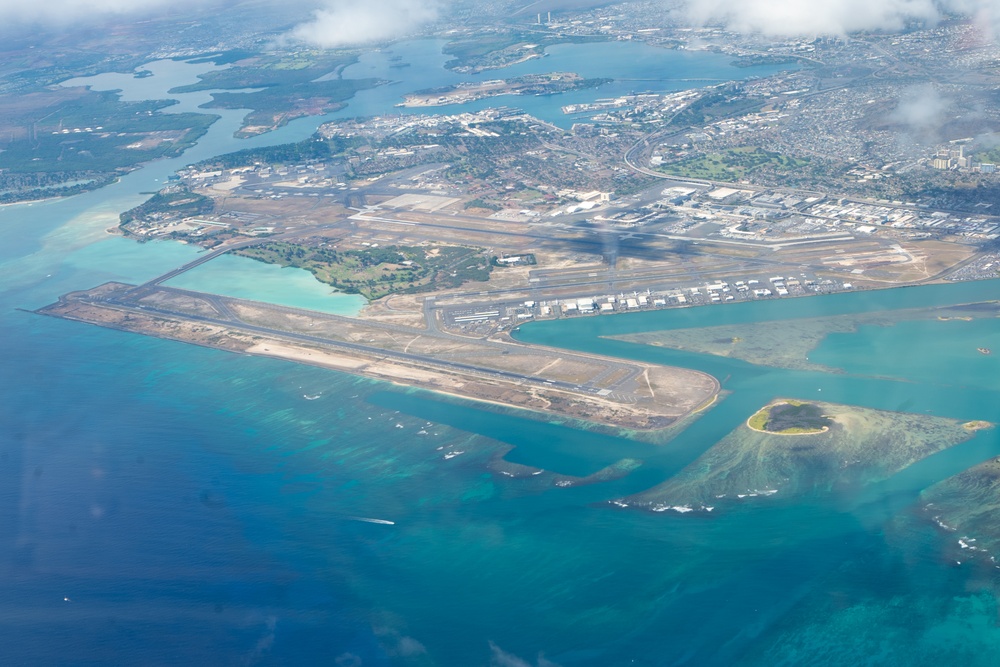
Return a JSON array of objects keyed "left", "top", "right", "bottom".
[
  {"left": 236, "top": 242, "right": 492, "bottom": 300},
  {"left": 631, "top": 401, "right": 976, "bottom": 508},
  {"left": 668, "top": 86, "right": 759, "bottom": 126},
  {"left": 974, "top": 147, "right": 1000, "bottom": 164},
  {"left": 1, "top": 114, "right": 213, "bottom": 174},
  {"left": 1, "top": 50, "right": 143, "bottom": 95},
  {"left": 169, "top": 52, "right": 379, "bottom": 135},
  {"left": 464, "top": 198, "right": 501, "bottom": 211},
  {"left": 749, "top": 401, "right": 832, "bottom": 435},
  {"left": 0, "top": 173, "right": 113, "bottom": 204},
  {"left": 183, "top": 50, "right": 257, "bottom": 66},
  {"left": 442, "top": 130, "right": 540, "bottom": 181},
  {"left": 208, "top": 79, "right": 375, "bottom": 133},
  {"left": 730, "top": 54, "right": 802, "bottom": 68},
  {"left": 191, "top": 137, "right": 352, "bottom": 170},
  {"left": 171, "top": 53, "right": 360, "bottom": 93},
  {"left": 442, "top": 32, "right": 605, "bottom": 72},
  {"left": 0, "top": 91, "right": 215, "bottom": 202},
  {"left": 443, "top": 34, "right": 530, "bottom": 63},
  {"left": 659, "top": 146, "right": 809, "bottom": 180},
  {"left": 119, "top": 188, "right": 213, "bottom": 227},
  {"left": 746, "top": 408, "right": 770, "bottom": 431}
]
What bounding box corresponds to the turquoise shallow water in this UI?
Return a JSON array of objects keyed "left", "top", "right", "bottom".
[
  {"left": 165, "top": 253, "right": 367, "bottom": 315},
  {"left": 2, "top": 43, "right": 1000, "bottom": 666},
  {"left": 811, "top": 317, "right": 1000, "bottom": 389}
]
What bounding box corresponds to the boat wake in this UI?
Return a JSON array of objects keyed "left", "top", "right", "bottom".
[{"left": 348, "top": 516, "right": 395, "bottom": 525}]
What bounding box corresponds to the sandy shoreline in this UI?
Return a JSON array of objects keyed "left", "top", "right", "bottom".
[{"left": 746, "top": 400, "right": 830, "bottom": 435}]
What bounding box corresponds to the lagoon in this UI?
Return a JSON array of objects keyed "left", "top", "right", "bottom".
[{"left": 165, "top": 253, "right": 367, "bottom": 315}]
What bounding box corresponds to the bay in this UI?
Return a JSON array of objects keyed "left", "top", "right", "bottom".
[{"left": 330, "top": 38, "right": 795, "bottom": 128}]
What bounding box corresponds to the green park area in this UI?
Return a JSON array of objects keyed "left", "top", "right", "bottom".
[
  {"left": 658, "top": 146, "right": 808, "bottom": 180},
  {"left": 236, "top": 241, "right": 492, "bottom": 300}
]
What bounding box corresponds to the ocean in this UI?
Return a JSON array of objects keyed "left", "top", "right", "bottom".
[{"left": 2, "top": 40, "right": 999, "bottom": 666}]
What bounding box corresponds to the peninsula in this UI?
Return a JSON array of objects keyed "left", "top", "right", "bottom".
[
  {"left": 398, "top": 73, "right": 610, "bottom": 108},
  {"left": 38, "top": 279, "right": 718, "bottom": 431}
]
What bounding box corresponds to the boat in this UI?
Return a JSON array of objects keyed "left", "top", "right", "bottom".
[
  {"left": 349, "top": 517, "right": 395, "bottom": 525},
  {"left": 978, "top": 347, "right": 992, "bottom": 355}
]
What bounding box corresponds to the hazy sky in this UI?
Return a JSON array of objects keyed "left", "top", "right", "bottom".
[
  {"left": 0, "top": 0, "right": 445, "bottom": 46},
  {"left": 0, "top": 0, "right": 995, "bottom": 43},
  {"left": 0, "top": 0, "right": 188, "bottom": 24}
]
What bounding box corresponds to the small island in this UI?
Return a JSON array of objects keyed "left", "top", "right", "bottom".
[
  {"left": 625, "top": 401, "right": 983, "bottom": 512},
  {"left": 398, "top": 72, "right": 610, "bottom": 108},
  {"left": 747, "top": 400, "right": 831, "bottom": 435}
]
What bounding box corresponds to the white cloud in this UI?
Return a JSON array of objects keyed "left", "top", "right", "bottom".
[
  {"left": 674, "top": 0, "right": 1000, "bottom": 39},
  {"left": 951, "top": 0, "right": 1000, "bottom": 40},
  {"left": 290, "top": 0, "right": 442, "bottom": 48},
  {"left": 677, "top": 0, "right": 943, "bottom": 37},
  {"left": 893, "top": 84, "right": 951, "bottom": 129},
  {"left": 890, "top": 83, "right": 954, "bottom": 144}
]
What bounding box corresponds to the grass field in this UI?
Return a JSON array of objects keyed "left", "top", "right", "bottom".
[
  {"left": 236, "top": 241, "right": 492, "bottom": 300},
  {"left": 658, "top": 146, "right": 809, "bottom": 180}
]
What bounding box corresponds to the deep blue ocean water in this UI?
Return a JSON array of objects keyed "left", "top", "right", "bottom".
[{"left": 2, "top": 41, "right": 1000, "bottom": 666}]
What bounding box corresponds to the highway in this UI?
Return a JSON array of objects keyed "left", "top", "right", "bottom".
[{"left": 137, "top": 239, "right": 263, "bottom": 289}]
